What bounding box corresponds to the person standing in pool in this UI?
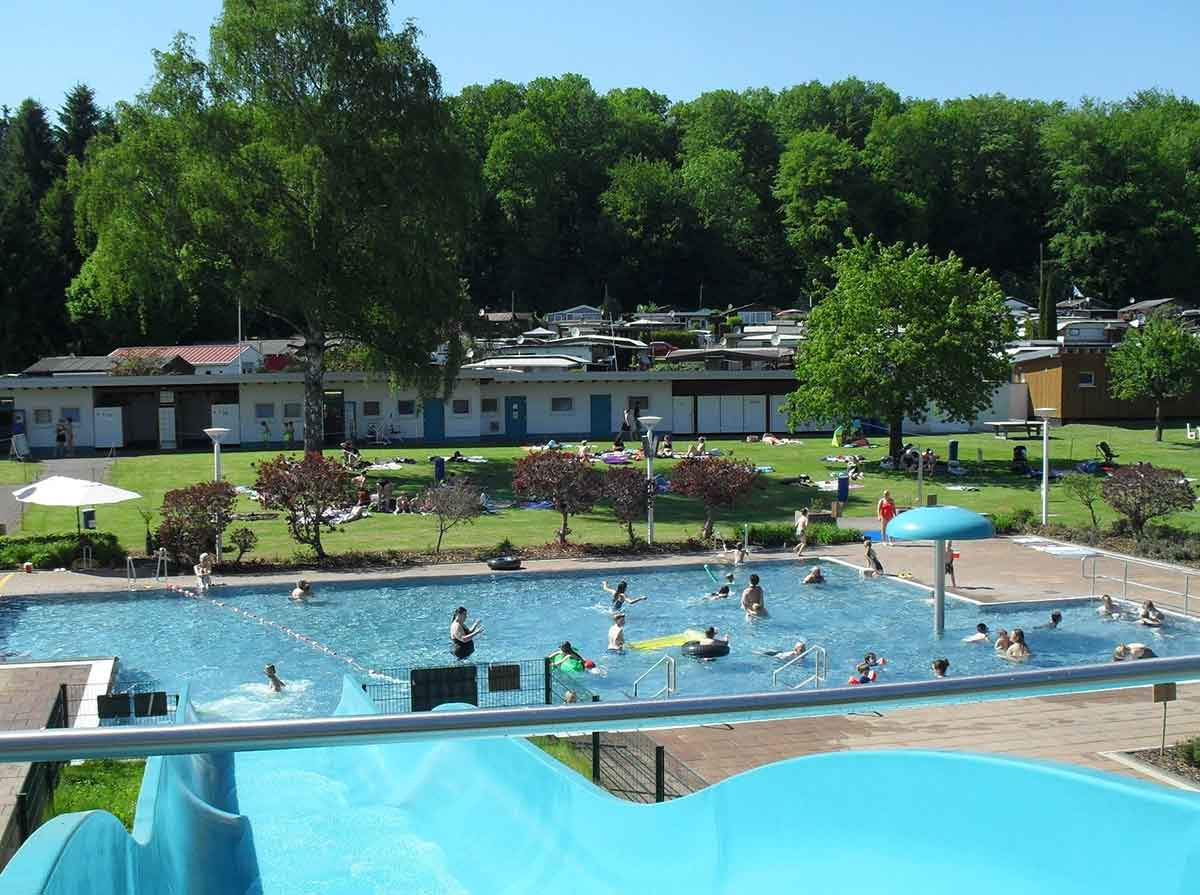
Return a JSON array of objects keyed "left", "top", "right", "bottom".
[
  {"left": 608, "top": 613, "right": 627, "bottom": 652},
  {"left": 602, "top": 580, "right": 647, "bottom": 612},
  {"left": 290, "top": 579, "right": 314, "bottom": 601},
  {"left": 450, "top": 606, "right": 484, "bottom": 660},
  {"left": 741, "top": 574, "right": 768, "bottom": 618},
  {"left": 264, "top": 664, "right": 286, "bottom": 692}
]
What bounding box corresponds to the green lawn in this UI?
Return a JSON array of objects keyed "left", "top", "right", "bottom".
[
  {"left": 0, "top": 460, "right": 41, "bottom": 485},
  {"left": 13, "top": 423, "right": 1200, "bottom": 559},
  {"left": 45, "top": 759, "right": 146, "bottom": 831},
  {"left": 530, "top": 736, "right": 593, "bottom": 778}
]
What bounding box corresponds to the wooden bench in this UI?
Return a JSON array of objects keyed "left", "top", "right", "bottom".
[{"left": 983, "top": 420, "right": 1038, "bottom": 439}]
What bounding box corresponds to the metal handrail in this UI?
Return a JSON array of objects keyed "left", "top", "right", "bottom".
[
  {"left": 1082, "top": 554, "right": 1196, "bottom": 615},
  {"left": 633, "top": 655, "right": 676, "bottom": 699},
  {"left": 1, "top": 656, "right": 1198, "bottom": 764},
  {"left": 772, "top": 645, "right": 828, "bottom": 690}
]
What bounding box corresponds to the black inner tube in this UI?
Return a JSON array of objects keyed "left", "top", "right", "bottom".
[
  {"left": 681, "top": 640, "right": 730, "bottom": 659},
  {"left": 487, "top": 556, "right": 521, "bottom": 570}
]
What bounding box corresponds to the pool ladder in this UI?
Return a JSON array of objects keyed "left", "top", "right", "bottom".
[
  {"left": 772, "top": 644, "right": 828, "bottom": 690},
  {"left": 633, "top": 655, "right": 677, "bottom": 699}
]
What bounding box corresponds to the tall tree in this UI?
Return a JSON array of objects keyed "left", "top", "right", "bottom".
[
  {"left": 55, "top": 83, "right": 103, "bottom": 163},
  {"left": 1107, "top": 313, "right": 1200, "bottom": 441},
  {"left": 786, "top": 236, "right": 1014, "bottom": 458},
  {"left": 69, "top": 0, "right": 472, "bottom": 453}
]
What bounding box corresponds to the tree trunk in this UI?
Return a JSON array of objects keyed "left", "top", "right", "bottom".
[
  {"left": 302, "top": 327, "right": 326, "bottom": 456},
  {"left": 435, "top": 526, "right": 445, "bottom": 555},
  {"left": 1155, "top": 400, "right": 1163, "bottom": 442},
  {"left": 702, "top": 512, "right": 713, "bottom": 540},
  {"left": 626, "top": 521, "right": 636, "bottom": 545},
  {"left": 558, "top": 511, "right": 570, "bottom": 546},
  {"left": 888, "top": 413, "right": 904, "bottom": 461}
]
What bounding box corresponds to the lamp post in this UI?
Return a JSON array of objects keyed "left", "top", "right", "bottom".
[
  {"left": 203, "top": 427, "right": 229, "bottom": 563},
  {"left": 1034, "top": 408, "right": 1057, "bottom": 525},
  {"left": 640, "top": 415, "right": 662, "bottom": 545}
]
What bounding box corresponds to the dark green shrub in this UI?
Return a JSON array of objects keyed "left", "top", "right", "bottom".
[
  {"left": 1173, "top": 738, "right": 1200, "bottom": 768},
  {"left": 807, "top": 522, "right": 863, "bottom": 545},
  {"left": 0, "top": 532, "right": 124, "bottom": 569},
  {"left": 229, "top": 527, "right": 258, "bottom": 561},
  {"left": 747, "top": 523, "right": 796, "bottom": 546}
]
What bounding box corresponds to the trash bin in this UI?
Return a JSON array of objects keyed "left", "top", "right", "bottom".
[
  {"left": 836, "top": 474, "right": 850, "bottom": 504},
  {"left": 81, "top": 507, "right": 96, "bottom": 530},
  {"left": 433, "top": 456, "right": 446, "bottom": 484},
  {"left": 948, "top": 439, "right": 959, "bottom": 462}
]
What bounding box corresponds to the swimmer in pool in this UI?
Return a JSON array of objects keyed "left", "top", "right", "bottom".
[
  {"left": 931, "top": 657, "right": 950, "bottom": 678},
  {"left": 761, "top": 641, "right": 807, "bottom": 661},
  {"left": 1038, "top": 610, "right": 1063, "bottom": 630},
  {"left": 550, "top": 640, "right": 586, "bottom": 670},
  {"left": 719, "top": 540, "right": 749, "bottom": 566},
  {"left": 964, "top": 622, "right": 990, "bottom": 644},
  {"left": 698, "top": 626, "right": 728, "bottom": 646},
  {"left": 703, "top": 584, "right": 732, "bottom": 600},
  {"left": 603, "top": 580, "right": 647, "bottom": 612},
  {"left": 1097, "top": 594, "right": 1119, "bottom": 618},
  {"left": 803, "top": 566, "right": 825, "bottom": 585},
  {"left": 848, "top": 662, "right": 877, "bottom": 685},
  {"left": 194, "top": 552, "right": 214, "bottom": 591},
  {"left": 741, "top": 574, "right": 768, "bottom": 618},
  {"left": 1139, "top": 601, "right": 1164, "bottom": 626},
  {"left": 862, "top": 651, "right": 887, "bottom": 668},
  {"left": 1113, "top": 642, "right": 1157, "bottom": 661},
  {"left": 290, "top": 579, "right": 313, "bottom": 601},
  {"left": 1004, "top": 628, "right": 1031, "bottom": 661},
  {"left": 608, "top": 613, "right": 627, "bottom": 652},
  {"left": 264, "top": 664, "right": 286, "bottom": 692},
  {"left": 993, "top": 629, "right": 1011, "bottom": 652},
  {"left": 861, "top": 538, "right": 884, "bottom": 577},
  {"left": 450, "top": 606, "right": 484, "bottom": 660}
]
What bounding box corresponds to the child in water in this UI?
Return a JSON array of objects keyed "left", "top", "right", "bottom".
[
  {"left": 264, "top": 664, "right": 286, "bottom": 692},
  {"left": 848, "top": 662, "right": 878, "bottom": 685},
  {"left": 861, "top": 538, "right": 884, "bottom": 577}
]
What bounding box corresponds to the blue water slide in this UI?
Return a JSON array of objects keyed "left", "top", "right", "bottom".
[
  {"left": 232, "top": 677, "right": 1200, "bottom": 894},
  {"left": 1, "top": 686, "right": 261, "bottom": 895}
]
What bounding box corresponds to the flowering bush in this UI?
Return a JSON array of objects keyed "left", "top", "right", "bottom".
[
  {"left": 157, "top": 481, "right": 237, "bottom": 563},
  {"left": 512, "top": 451, "right": 604, "bottom": 546},
  {"left": 253, "top": 454, "right": 351, "bottom": 559},
  {"left": 670, "top": 456, "right": 758, "bottom": 540}
]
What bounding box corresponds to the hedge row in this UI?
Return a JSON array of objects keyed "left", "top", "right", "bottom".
[
  {"left": 748, "top": 522, "right": 863, "bottom": 547},
  {"left": 0, "top": 532, "right": 124, "bottom": 569}
]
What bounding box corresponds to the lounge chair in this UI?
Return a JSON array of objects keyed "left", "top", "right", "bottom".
[
  {"left": 1187, "top": 423, "right": 1198, "bottom": 441},
  {"left": 7, "top": 433, "right": 32, "bottom": 462},
  {"left": 1096, "top": 441, "right": 1119, "bottom": 465}
]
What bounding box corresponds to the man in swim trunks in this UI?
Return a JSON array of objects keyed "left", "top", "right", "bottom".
[
  {"left": 793, "top": 508, "right": 810, "bottom": 557},
  {"left": 741, "top": 574, "right": 768, "bottom": 618},
  {"left": 608, "top": 613, "right": 627, "bottom": 651}
]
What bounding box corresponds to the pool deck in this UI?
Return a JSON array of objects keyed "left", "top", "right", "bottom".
[{"left": 1, "top": 536, "right": 1197, "bottom": 792}]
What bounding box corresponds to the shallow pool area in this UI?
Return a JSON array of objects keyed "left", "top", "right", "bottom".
[{"left": 2, "top": 560, "right": 1196, "bottom": 719}]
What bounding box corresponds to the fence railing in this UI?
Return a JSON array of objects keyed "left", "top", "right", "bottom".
[
  {"left": 62, "top": 683, "right": 179, "bottom": 728},
  {"left": 571, "top": 729, "right": 706, "bottom": 802},
  {"left": 362, "top": 657, "right": 598, "bottom": 713},
  {"left": 1082, "top": 554, "right": 1198, "bottom": 616}
]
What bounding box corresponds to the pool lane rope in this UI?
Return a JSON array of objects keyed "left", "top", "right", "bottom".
[{"left": 166, "top": 582, "right": 404, "bottom": 685}]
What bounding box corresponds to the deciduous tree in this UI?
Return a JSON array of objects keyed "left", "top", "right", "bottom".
[
  {"left": 786, "top": 236, "right": 1014, "bottom": 459},
  {"left": 157, "top": 481, "right": 237, "bottom": 563},
  {"left": 1101, "top": 464, "right": 1195, "bottom": 539},
  {"left": 254, "top": 454, "right": 351, "bottom": 560},
  {"left": 1107, "top": 313, "right": 1200, "bottom": 441},
  {"left": 669, "top": 456, "right": 757, "bottom": 540},
  {"left": 423, "top": 479, "right": 483, "bottom": 556},
  {"left": 512, "top": 451, "right": 604, "bottom": 546},
  {"left": 1060, "top": 472, "right": 1103, "bottom": 529},
  {"left": 604, "top": 466, "right": 649, "bottom": 545}
]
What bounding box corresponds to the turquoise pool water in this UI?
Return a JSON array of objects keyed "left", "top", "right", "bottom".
[{"left": 2, "top": 560, "right": 1195, "bottom": 719}]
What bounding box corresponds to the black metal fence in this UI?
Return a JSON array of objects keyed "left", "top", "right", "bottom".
[
  {"left": 362, "top": 657, "right": 598, "bottom": 713},
  {"left": 62, "top": 683, "right": 179, "bottom": 727},
  {"left": 569, "top": 729, "right": 708, "bottom": 803},
  {"left": 13, "top": 685, "right": 69, "bottom": 845}
]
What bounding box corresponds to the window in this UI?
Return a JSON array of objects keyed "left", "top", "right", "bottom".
[
  {"left": 628, "top": 396, "right": 650, "bottom": 414},
  {"left": 61, "top": 407, "right": 81, "bottom": 423},
  {"left": 33, "top": 409, "right": 52, "bottom": 425},
  {"left": 159, "top": 391, "right": 174, "bottom": 405},
  {"left": 452, "top": 399, "right": 470, "bottom": 415},
  {"left": 1068, "top": 327, "right": 1080, "bottom": 336},
  {"left": 397, "top": 400, "right": 416, "bottom": 416},
  {"left": 550, "top": 397, "right": 574, "bottom": 413},
  {"left": 283, "top": 403, "right": 301, "bottom": 418},
  {"left": 363, "top": 401, "right": 381, "bottom": 417},
  {"left": 1078, "top": 371, "right": 1096, "bottom": 388},
  {"left": 481, "top": 398, "right": 499, "bottom": 414},
  {"left": 255, "top": 403, "right": 275, "bottom": 419}
]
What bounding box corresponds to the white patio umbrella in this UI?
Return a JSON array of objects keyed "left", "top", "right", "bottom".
[{"left": 13, "top": 476, "right": 142, "bottom": 533}]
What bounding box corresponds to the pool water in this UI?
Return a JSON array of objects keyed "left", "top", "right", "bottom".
[{"left": 2, "top": 560, "right": 1195, "bottom": 719}]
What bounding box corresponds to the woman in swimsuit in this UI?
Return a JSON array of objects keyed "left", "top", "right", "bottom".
[
  {"left": 602, "top": 580, "right": 647, "bottom": 611},
  {"left": 876, "top": 490, "right": 897, "bottom": 545},
  {"left": 450, "top": 606, "right": 484, "bottom": 660}
]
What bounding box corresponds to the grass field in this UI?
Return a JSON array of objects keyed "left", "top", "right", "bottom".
[
  {"left": 0, "top": 460, "right": 40, "bottom": 485},
  {"left": 11, "top": 423, "right": 1200, "bottom": 560},
  {"left": 45, "top": 759, "right": 146, "bottom": 831}
]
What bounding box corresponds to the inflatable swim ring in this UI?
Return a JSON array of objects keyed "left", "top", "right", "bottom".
[
  {"left": 487, "top": 556, "right": 522, "bottom": 571},
  {"left": 681, "top": 640, "right": 730, "bottom": 659}
]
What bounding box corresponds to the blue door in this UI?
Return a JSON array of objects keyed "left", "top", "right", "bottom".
[
  {"left": 505, "top": 397, "right": 527, "bottom": 440},
  {"left": 423, "top": 398, "right": 445, "bottom": 442},
  {"left": 590, "top": 394, "right": 612, "bottom": 438}
]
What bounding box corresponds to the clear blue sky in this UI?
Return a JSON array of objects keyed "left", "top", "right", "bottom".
[{"left": 4, "top": 0, "right": 1198, "bottom": 113}]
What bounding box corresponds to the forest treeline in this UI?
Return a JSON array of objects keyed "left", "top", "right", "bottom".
[{"left": 2, "top": 75, "right": 1199, "bottom": 371}]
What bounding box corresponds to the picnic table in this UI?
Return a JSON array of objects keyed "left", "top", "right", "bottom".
[{"left": 983, "top": 420, "right": 1039, "bottom": 439}]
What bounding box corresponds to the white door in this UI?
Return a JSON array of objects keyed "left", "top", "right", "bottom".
[
  {"left": 744, "top": 395, "right": 766, "bottom": 433},
  {"left": 93, "top": 407, "right": 124, "bottom": 449},
  {"left": 345, "top": 401, "right": 358, "bottom": 440},
  {"left": 720, "top": 396, "right": 743, "bottom": 433},
  {"left": 671, "top": 396, "right": 695, "bottom": 434},
  {"left": 697, "top": 396, "right": 721, "bottom": 434},
  {"left": 211, "top": 404, "right": 241, "bottom": 444},
  {"left": 158, "top": 407, "right": 177, "bottom": 450},
  {"left": 769, "top": 396, "right": 791, "bottom": 433}
]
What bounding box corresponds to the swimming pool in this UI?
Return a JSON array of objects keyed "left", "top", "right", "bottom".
[{"left": 2, "top": 560, "right": 1196, "bottom": 719}]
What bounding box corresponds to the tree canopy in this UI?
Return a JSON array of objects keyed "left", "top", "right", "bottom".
[
  {"left": 1107, "top": 313, "right": 1200, "bottom": 440},
  {"left": 67, "top": 0, "right": 471, "bottom": 452},
  {"left": 786, "top": 236, "right": 1015, "bottom": 457}
]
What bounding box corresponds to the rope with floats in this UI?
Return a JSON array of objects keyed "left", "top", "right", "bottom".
[{"left": 166, "top": 581, "right": 403, "bottom": 685}]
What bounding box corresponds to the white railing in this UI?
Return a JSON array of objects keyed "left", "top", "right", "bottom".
[
  {"left": 1082, "top": 554, "right": 1197, "bottom": 616},
  {"left": 772, "top": 645, "right": 828, "bottom": 690},
  {"left": 633, "top": 655, "right": 676, "bottom": 699}
]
